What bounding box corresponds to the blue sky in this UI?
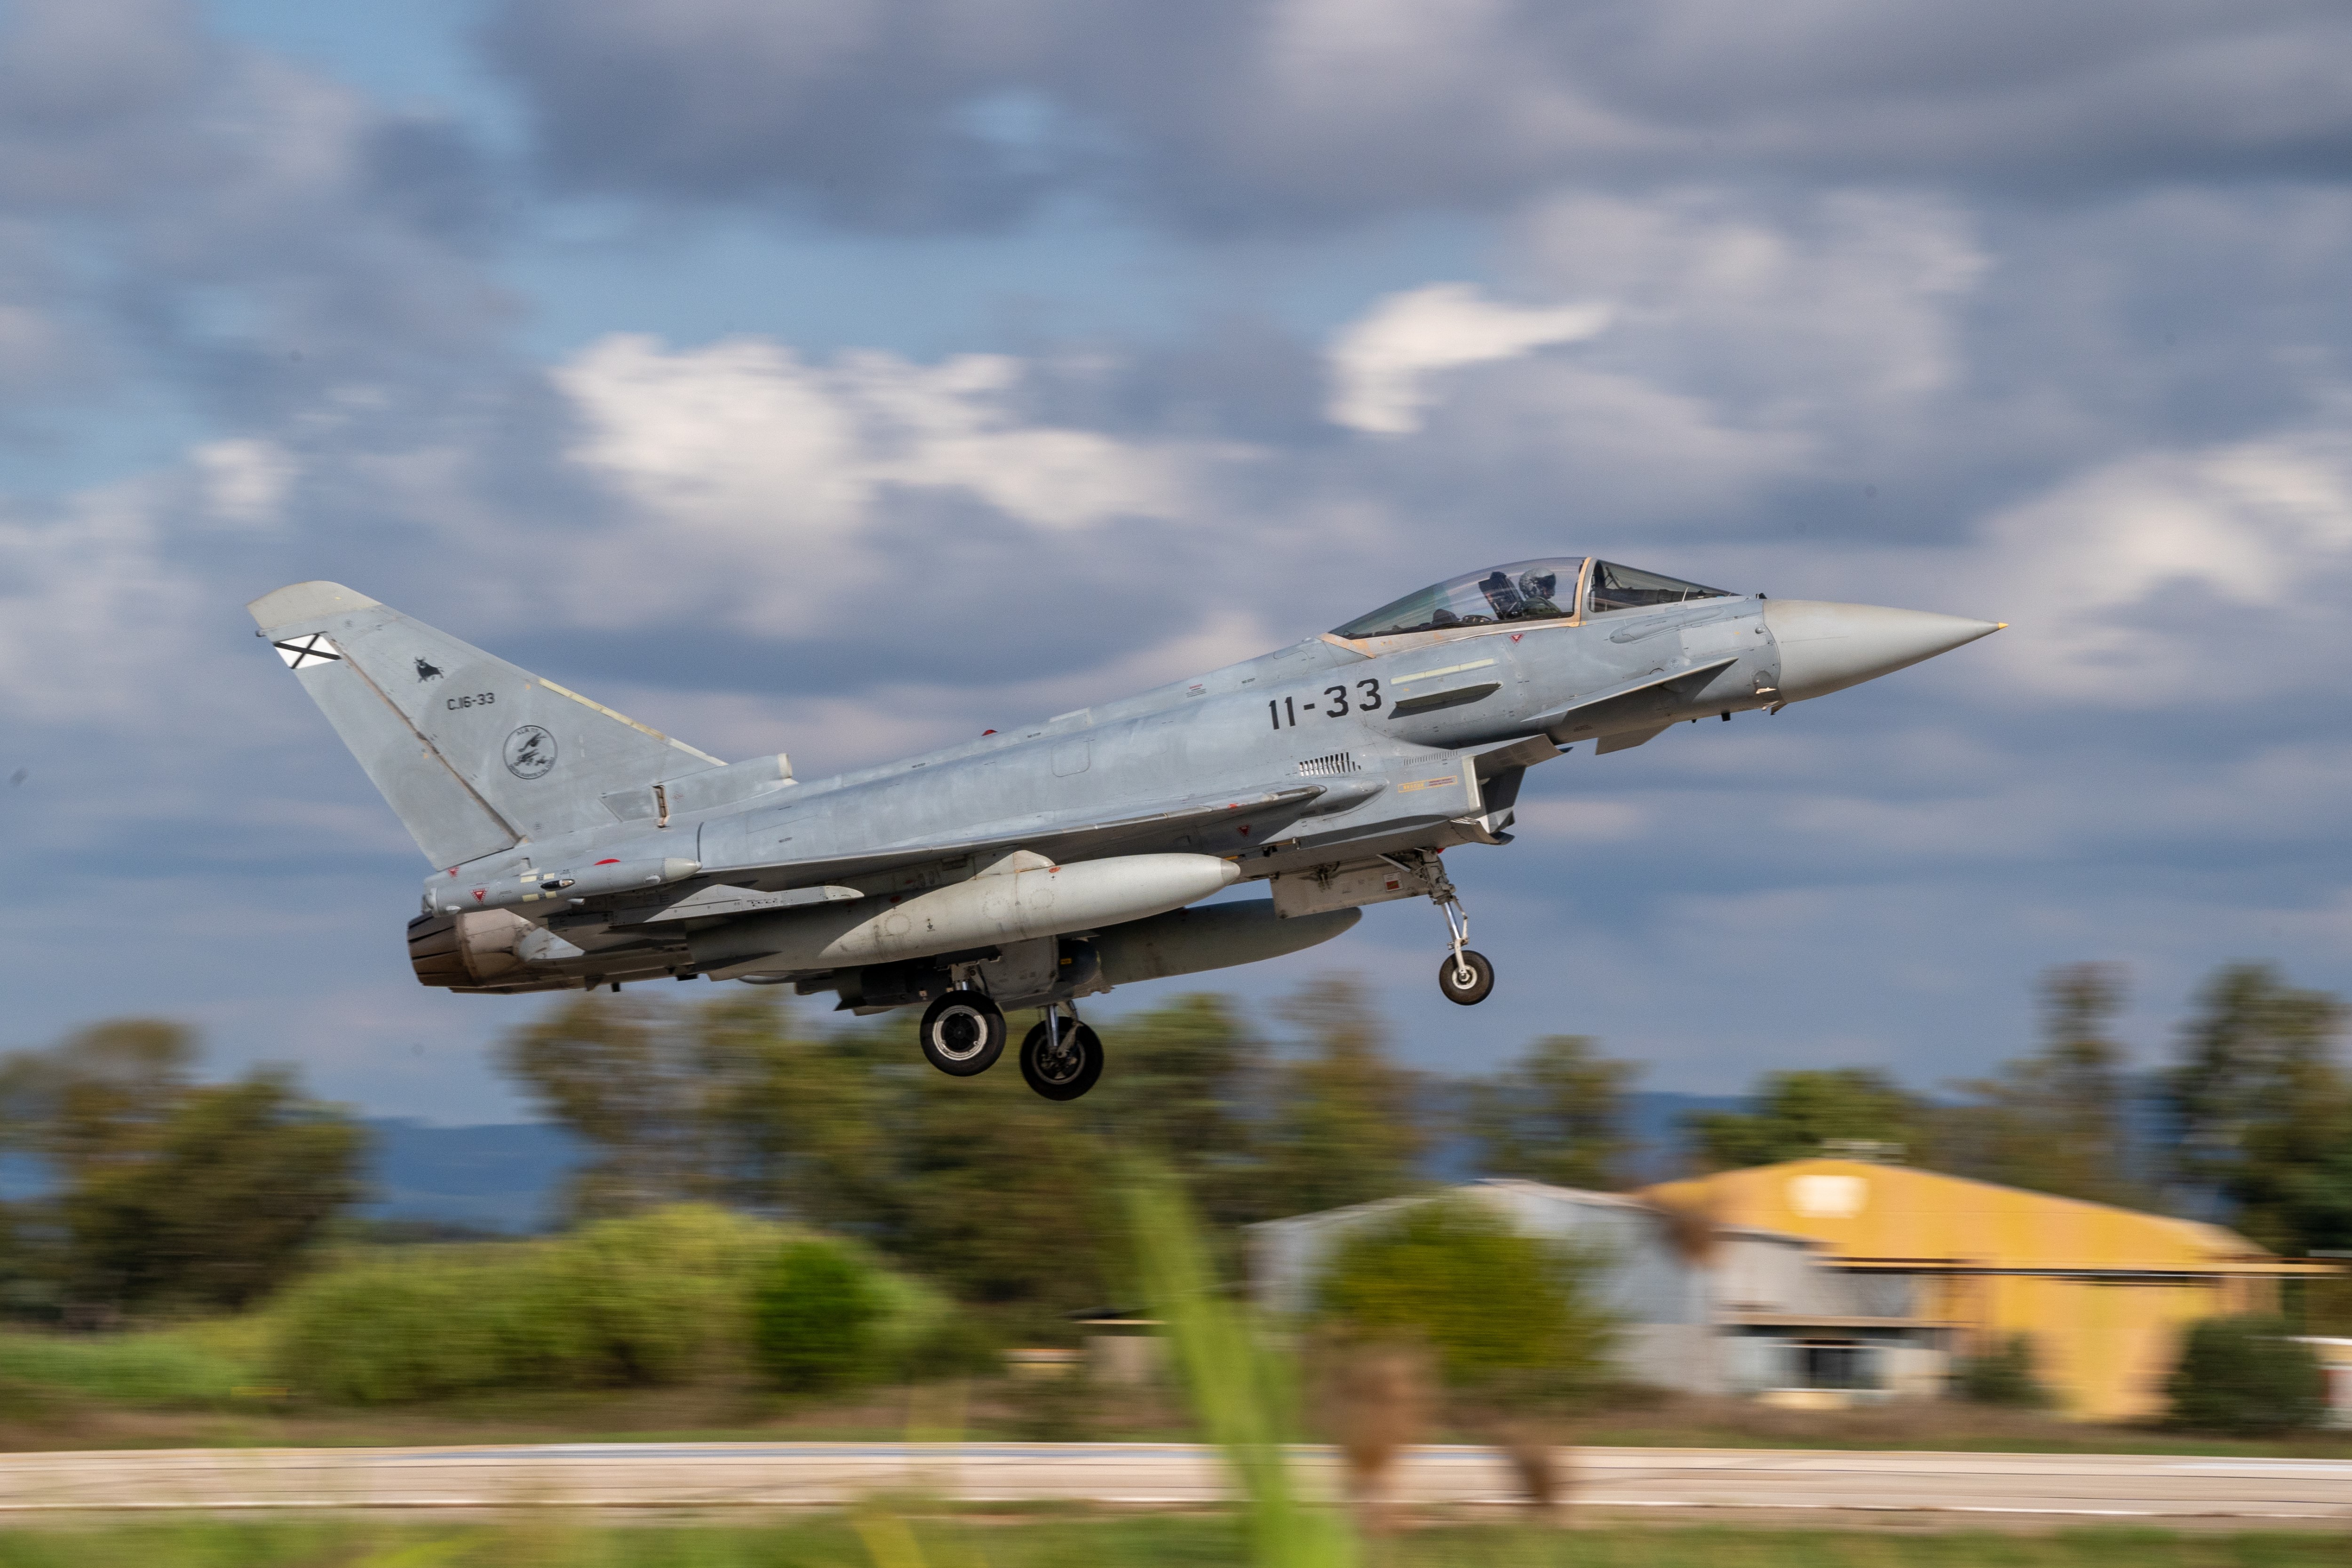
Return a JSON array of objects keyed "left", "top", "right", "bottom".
[{"left": 6, "top": 0, "right": 2352, "bottom": 1120}]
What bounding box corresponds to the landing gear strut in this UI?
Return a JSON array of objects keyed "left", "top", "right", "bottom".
[
  {"left": 918, "top": 987, "right": 1006, "bottom": 1076},
  {"left": 1020, "top": 1003, "right": 1104, "bottom": 1101}
]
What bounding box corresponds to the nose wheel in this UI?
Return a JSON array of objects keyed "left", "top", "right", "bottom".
[
  {"left": 919, "top": 988, "right": 1006, "bottom": 1076},
  {"left": 1020, "top": 1006, "right": 1104, "bottom": 1101},
  {"left": 1438, "top": 946, "right": 1495, "bottom": 1006}
]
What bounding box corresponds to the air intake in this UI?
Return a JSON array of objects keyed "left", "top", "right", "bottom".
[{"left": 1296, "top": 752, "right": 1359, "bottom": 777}]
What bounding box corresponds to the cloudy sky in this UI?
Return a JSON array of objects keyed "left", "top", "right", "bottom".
[{"left": 6, "top": 0, "right": 2352, "bottom": 1121}]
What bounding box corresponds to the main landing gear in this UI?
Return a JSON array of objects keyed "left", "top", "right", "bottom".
[
  {"left": 918, "top": 989, "right": 1006, "bottom": 1076},
  {"left": 1021, "top": 1006, "right": 1103, "bottom": 1101},
  {"left": 916, "top": 988, "right": 1104, "bottom": 1100}
]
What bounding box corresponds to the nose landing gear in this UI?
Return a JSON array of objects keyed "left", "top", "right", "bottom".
[
  {"left": 1020, "top": 1003, "right": 1103, "bottom": 1101},
  {"left": 1382, "top": 849, "right": 1495, "bottom": 1006},
  {"left": 1435, "top": 896, "right": 1494, "bottom": 1006}
]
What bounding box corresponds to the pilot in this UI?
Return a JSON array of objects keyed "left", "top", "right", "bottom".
[{"left": 1515, "top": 569, "right": 1562, "bottom": 618}]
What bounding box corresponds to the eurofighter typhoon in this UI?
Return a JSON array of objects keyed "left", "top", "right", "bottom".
[{"left": 252, "top": 561, "right": 1999, "bottom": 1100}]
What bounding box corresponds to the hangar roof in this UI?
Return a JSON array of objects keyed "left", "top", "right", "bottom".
[{"left": 1643, "top": 1158, "right": 2327, "bottom": 1278}]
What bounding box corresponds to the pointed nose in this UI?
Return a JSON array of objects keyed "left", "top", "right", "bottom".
[{"left": 1763, "top": 600, "right": 2002, "bottom": 702}]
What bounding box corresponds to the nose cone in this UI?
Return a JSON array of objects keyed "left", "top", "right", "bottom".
[{"left": 1763, "top": 600, "right": 2002, "bottom": 702}]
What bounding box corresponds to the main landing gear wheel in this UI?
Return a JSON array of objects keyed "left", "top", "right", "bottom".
[
  {"left": 1020, "top": 1016, "right": 1104, "bottom": 1101},
  {"left": 1438, "top": 949, "right": 1495, "bottom": 1006},
  {"left": 919, "top": 990, "right": 1005, "bottom": 1076}
]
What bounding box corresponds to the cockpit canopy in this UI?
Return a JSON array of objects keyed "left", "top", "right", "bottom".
[
  {"left": 1587, "top": 560, "right": 1734, "bottom": 615},
  {"left": 1330, "top": 557, "right": 1732, "bottom": 640}
]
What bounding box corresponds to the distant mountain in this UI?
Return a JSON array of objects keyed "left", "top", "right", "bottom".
[{"left": 358, "top": 1120, "right": 582, "bottom": 1234}]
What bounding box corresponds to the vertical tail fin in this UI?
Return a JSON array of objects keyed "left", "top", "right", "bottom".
[{"left": 249, "top": 581, "right": 727, "bottom": 867}]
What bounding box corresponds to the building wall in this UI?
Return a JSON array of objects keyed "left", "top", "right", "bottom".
[
  {"left": 1645, "top": 1159, "right": 2284, "bottom": 1421},
  {"left": 1246, "top": 1179, "right": 1885, "bottom": 1398},
  {"left": 1971, "top": 1274, "right": 2250, "bottom": 1421}
]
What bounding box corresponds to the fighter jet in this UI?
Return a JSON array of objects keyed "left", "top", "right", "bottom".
[{"left": 250, "top": 561, "right": 1998, "bottom": 1100}]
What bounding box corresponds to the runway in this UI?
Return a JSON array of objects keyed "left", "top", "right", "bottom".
[{"left": 0, "top": 1441, "right": 2345, "bottom": 1523}]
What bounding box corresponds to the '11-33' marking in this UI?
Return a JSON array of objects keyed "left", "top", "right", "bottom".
[{"left": 1270, "top": 680, "right": 1380, "bottom": 728}]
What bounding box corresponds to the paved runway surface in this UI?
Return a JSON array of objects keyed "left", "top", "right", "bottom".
[{"left": 0, "top": 1442, "right": 2348, "bottom": 1522}]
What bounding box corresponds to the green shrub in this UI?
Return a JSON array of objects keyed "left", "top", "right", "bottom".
[
  {"left": 0, "top": 1325, "right": 258, "bottom": 1407},
  {"left": 2163, "top": 1313, "right": 2326, "bottom": 1434},
  {"left": 752, "top": 1239, "right": 882, "bottom": 1392},
  {"left": 270, "top": 1204, "right": 966, "bottom": 1406},
  {"left": 269, "top": 1239, "right": 592, "bottom": 1404},
  {"left": 1313, "top": 1195, "right": 1614, "bottom": 1407},
  {"left": 272, "top": 1204, "right": 781, "bottom": 1404},
  {"left": 852, "top": 1261, "right": 998, "bottom": 1382},
  {"left": 1952, "top": 1333, "right": 2052, "bottom": 1408},
  {"left": 551, "top": 1203, "right": 782, "bottom": 1386}
]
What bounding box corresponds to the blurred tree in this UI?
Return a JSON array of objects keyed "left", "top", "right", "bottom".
[
  {"left": 501, "top": 993, "right": 747, "bottom": 1216},
  {"left": 1089, "top": 994, "right": 1267, "bottom": 1226},
  {"left": 56, "top": 1071, "right": 365, "bottom": 1313},
  {"left": 0, "top": 1019, "right": 195, "bottom": 1177},
  {"left": 1686, "top": 1068, "right": 1925, "bottom": 1170},
  {"left": 500, "top": 992, "right": 1119, "bottom": 1332},
  {"left": 1468, "top": 1034, "right": 1639, "bottom": 1191},
  {"left": 1936, "top": 963, "right": 2147, "bottom": 1207},
  {"left": 1314, "top": 1195, "right": 1614, "bottom": 1408},
  {"left": 505, "top": 992, "right": 913, "bottom": 1228},
  {"left": 0, "top": 1022, "right": 364, "bottom": 1318},
  {"left": 492, "top": 981, "right": 1424, "bottom": 1331},
  {"left": 1256, "top": 979, "right": 1426, "bottom": 1218},
  {"left": 2165, "top": 963, "right": 2352, "bottom": 1255},
  {"left": 687, "top": 993, "right": 900, "bottom": 1230},
  {"left": 890, "top": 1067, "right": 1115, "bottom": 1335}
]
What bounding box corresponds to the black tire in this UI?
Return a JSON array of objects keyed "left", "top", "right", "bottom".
[
  {"left": 1438, "top": 949, "right": 1495, "bottom": 1006},
  {"left": 1020, "top": 1018, "right": 1104, "bottom": 1101},
  {"left": 919, "top": 990, "right": 1005, "bottom": 1076}
]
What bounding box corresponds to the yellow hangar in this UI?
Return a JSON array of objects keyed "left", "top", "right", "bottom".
[{"left": 1644, "top": 1157, "right": 2330, "bottom": 1421}]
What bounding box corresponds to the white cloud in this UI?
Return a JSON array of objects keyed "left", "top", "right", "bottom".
[
  {"left": 1326, "top": 283, "right": 1610, "bottom": 434},
  {"left": 0, "top": 478, "right": 207, "bottom": 726},
  {"left": 1513, "top": 191, "right": 1986, "bottom": 419},
  {"left": 1965, "top": 430, "right": 2352, "bottom": 702},
  {"left": 193, "top": 437, "right": 295, "bottom": 525},
  {"left": 558, "top": 334, "right": 1185, "bottom": 533},
  {"left": 550, "top": 333, "right": 1202, "bottom": 629}
]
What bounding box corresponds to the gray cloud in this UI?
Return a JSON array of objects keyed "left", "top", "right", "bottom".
[
  {"left": 0, "top": 0, "right": 514, "bottom": 456},
  {"left": 485, "top": 0, "right": 2352, "bottom": 231}
]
